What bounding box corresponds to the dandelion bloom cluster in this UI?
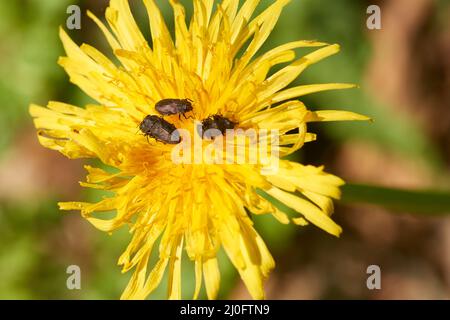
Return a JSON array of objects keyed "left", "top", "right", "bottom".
[{"left": 30, "top": 0, "right": 368, "bottom": 299}]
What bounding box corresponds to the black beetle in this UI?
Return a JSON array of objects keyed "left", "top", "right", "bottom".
[
  {"left": 198, "top": 114, "right": 237, "bottom": 139},
  {"left": 139, "top": 115, "right": 181, "bottom": 144},
  {"left": 155, "top": 98, "right": 193, "bottom": 119}
]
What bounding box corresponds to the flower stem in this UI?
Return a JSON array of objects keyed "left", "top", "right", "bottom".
[{"left": 341, "top": 183, "right": 450, "bottom": 215}]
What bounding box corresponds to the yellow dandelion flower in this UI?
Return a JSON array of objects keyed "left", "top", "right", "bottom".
[{"left": 29, "top": 0, "right": 369, "bottom": 300}]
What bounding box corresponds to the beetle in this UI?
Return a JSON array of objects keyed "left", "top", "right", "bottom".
[
  {"left": 139, "top": 115, "right": 181, "bottom": 144},
  {"left": 155, "top": 98, "right": 193, "bottom": 119},
  {"left": 198, "top": 114, "right": 237, "bottom": 139}
]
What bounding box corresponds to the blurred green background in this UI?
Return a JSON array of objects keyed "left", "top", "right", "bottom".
[{"left": 0, "top": 0, "right": 449, "bottom": 299}]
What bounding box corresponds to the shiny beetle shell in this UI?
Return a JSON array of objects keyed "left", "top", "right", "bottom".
[
  {"left": 155, "top": 98, "right": 193, "bottom": 117},
  {"left": 139, "top": 115, "right": 181, "bottom": 144}
]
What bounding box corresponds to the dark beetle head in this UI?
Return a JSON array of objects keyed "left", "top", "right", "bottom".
[
  {"left": 213, "top": 114, "right": 235, "bottom": 130},
  {"left": 180, "top": 99, "right": 193, "bottom": 112}
]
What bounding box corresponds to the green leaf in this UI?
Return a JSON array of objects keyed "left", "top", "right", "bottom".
[{"left": 341, "top": 183, "right": 450, "bottom": 215}]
